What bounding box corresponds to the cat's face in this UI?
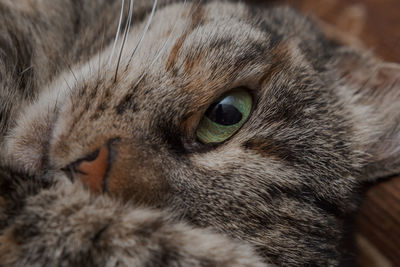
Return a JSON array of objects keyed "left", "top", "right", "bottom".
[{"left": 5, "top": 1, "right": 400, "bottom": 265}]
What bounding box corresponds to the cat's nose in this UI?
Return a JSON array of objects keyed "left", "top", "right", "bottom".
[
  {"left": 75, "top": 144, "right": 110, "bottom": 193},
  {"left": 63, "top": 144, "right": 112, "bottom": 193}
]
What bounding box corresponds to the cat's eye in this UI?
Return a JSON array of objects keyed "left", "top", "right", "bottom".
[{"left": 196, "top": 88, "right": 252, "bottom": 144}]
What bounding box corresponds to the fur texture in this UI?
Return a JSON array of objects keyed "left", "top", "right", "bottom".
[{"left": 1, "top": 0, "right": 400, "bottom": 265}]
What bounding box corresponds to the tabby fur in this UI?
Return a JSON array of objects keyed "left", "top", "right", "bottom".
[{"left": 1, "top": 0, "right": 400, "bottom": 266}]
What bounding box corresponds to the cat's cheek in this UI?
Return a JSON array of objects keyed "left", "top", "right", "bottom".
[
  {"left": 5, "top": 111, "right": 56, "bottom": 174},
  {"left": 4, "top": 89, "right": 69, "bottom": 175}
]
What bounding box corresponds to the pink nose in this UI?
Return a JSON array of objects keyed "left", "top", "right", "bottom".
[{"left": 76, "top": 144, "right": 110, "bottom": 193}]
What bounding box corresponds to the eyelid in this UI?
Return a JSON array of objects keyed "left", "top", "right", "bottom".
[
  {"left": 181, "top": 88, "right": 231, "bottom": 137},
  {"left": 181, "top": 112, "right": 203, "bottom": 138}
]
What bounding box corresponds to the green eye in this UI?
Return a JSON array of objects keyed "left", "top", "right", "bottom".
[{"left": 196, "top": 88, "right": 252, "bottom": 144}]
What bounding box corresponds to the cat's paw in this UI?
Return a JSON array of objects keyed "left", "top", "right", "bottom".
[{"left": 0, "top": 181, "right": 267, "bottom": 266}]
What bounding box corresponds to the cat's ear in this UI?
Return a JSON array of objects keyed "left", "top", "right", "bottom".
[{"left": 334, "top": 50, "right": 400, "bottom": 181}]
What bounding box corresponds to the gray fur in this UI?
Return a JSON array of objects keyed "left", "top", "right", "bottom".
[{"left": 1, "top": 0, "right": 399, "bottom": 266}]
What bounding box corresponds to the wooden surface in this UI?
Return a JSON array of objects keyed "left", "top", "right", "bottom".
[
  {"left": 278, "top": 0, "right": 400, "bottom": 62},
  {"left": 248, "top": 0, "right": 400, "bottom": 265},
  {"left": 249, "top": 0, "right": 400, "bottom": 62},
  {"left": 357, "top": 178, "right": 400, "bottom": 266}
]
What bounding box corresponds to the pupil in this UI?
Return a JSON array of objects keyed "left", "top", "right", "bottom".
[{"left": 205, "top": 97, "right": 243, "bottom": 126}]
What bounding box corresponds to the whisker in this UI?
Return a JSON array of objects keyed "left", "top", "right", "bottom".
[
  {"left": 108, "top": 0, "right": 126, "bottom": 66},
  {"left": 20, "top": 65, "right": 33, "bottom": 76},
  {"left": 68, "top": 165, "right": 77, "bottom": 182},
  {"left": 114, "top": 0, "right": 134, "bottom": 82},
  {"left": 125, "top": 0, "right": 158, "bottom": 71},
  {"left": 62, "top": 77, "right": 73, "bottom": 93},
  {"left": 132, "top": 0, "right": 190, "bottom": 88},
  {"left": 53, "top": 90, "right": 62, "bottom": 115},
  {"left": 98, "top": 22, "right": 107, "bottom": 81},
  {"left": 88, "top": 59, "right": 93, "bottom": 77},
  {"left": 67, "top": 64, "right": 79, "bottom": 86}
]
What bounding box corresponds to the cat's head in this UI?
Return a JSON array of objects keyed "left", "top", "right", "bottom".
[{"left": 5, "top": 1, "right": 400, "bottom": 265}]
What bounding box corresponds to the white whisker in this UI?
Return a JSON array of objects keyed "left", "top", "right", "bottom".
[
  {"left": 67, "top": 64, "right": 79, "bottom": 85},
  {"left": 20, "top": 66, "right": 33, "bottom": 76},
  {"left": 133, "top": 0, "right": 189, "bottom": 88},
  {"left": 114, "top": 0, "right": 134, "bottom": 81},
  {"left": 126, "top": 0, "right": 158, "bottom": 70},
  {"left": 63, "top": 77, "right": 73, "bottom": 94},
  {"left": 108, "top": 0, "right": 126, "bottom": 66},
  {"left": 98, "top": 25, "right": 107, "bottom": 81}
]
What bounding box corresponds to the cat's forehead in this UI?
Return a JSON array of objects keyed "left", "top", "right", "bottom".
[
  {"left": 112, "top": 2, "right": 285, "bottom": 111},
  {"left": 132, "top": 3, "right": 269, "bottom": 76}
]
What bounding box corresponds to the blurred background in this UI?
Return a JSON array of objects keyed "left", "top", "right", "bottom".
[
  {"left": 248, "top": 0, "right": 400, "bottom": 61},
  {"left": 245, "top": 1, "right": 400, "bottom": 266}
]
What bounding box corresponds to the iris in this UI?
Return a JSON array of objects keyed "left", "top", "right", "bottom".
[{"left": 196, "top": 88, "right": 252, "bottom": 144}]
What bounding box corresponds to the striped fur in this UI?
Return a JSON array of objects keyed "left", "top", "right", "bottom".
[{"left": 1, "top": 0, "right": 400, "bottom": 265}]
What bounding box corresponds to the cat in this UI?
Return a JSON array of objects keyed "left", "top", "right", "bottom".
[{"left": 0, "top": 0, "right": 400, "bottom": 265}]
